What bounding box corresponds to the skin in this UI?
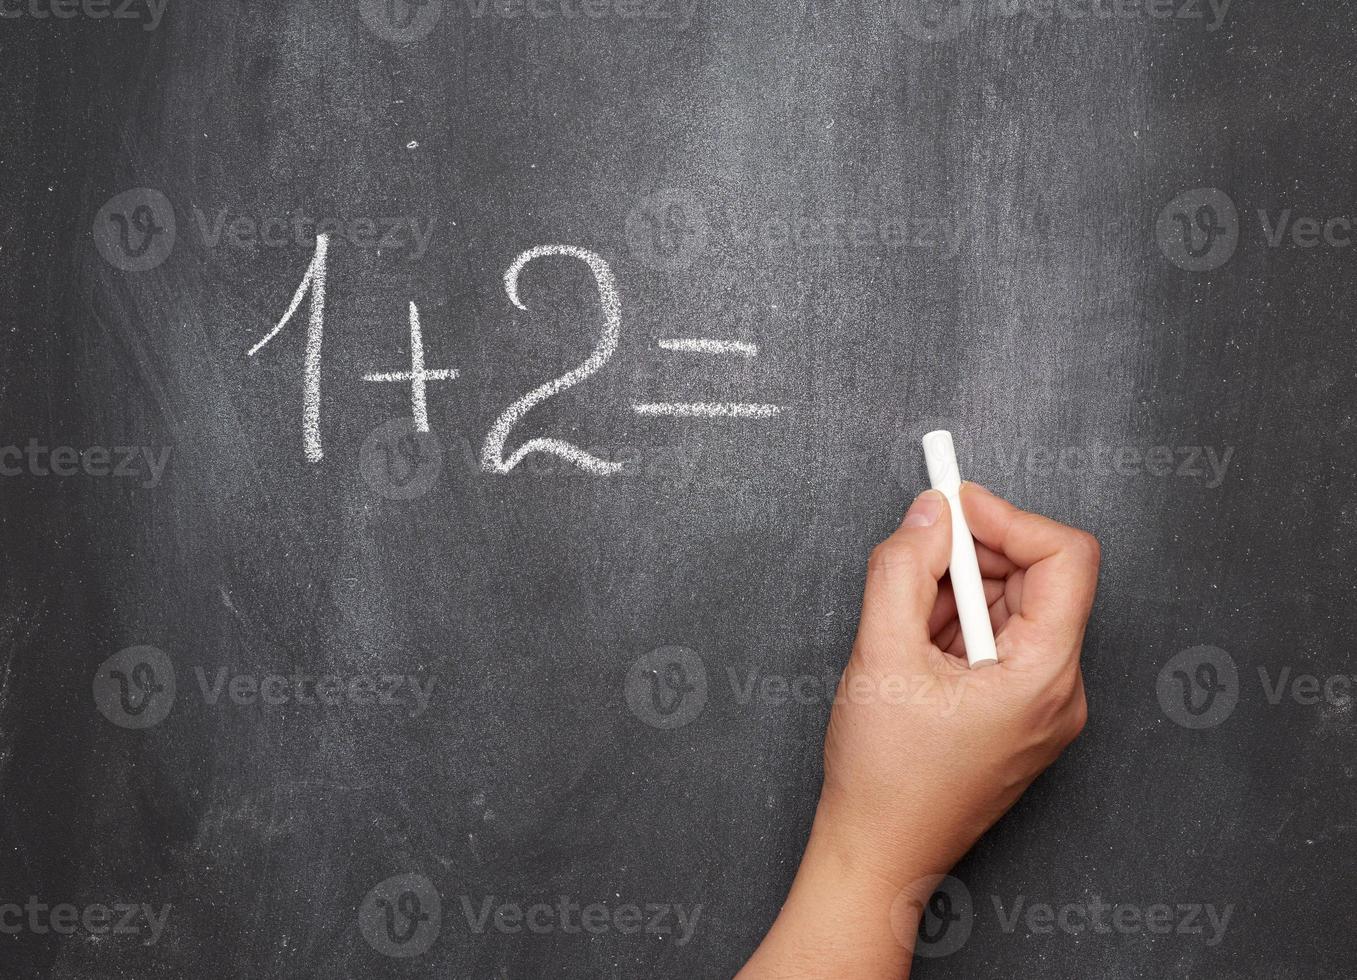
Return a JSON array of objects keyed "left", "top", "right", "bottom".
[{"left": 738, "top": 483, "right": 1101, "bottom": 979}]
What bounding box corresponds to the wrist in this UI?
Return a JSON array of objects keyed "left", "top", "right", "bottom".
[
  {"left": 812, "top": 781, "right": 946, "bottom": 891},
  {"left": 739, "top": 799, "right": 930, "bottom": 979}
]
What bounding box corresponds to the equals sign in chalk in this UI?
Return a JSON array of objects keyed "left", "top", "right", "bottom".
[
  {"left": 657, "top": 338, "right": 760, "bottom": 357},
  {"left": 642, "top": 337, "right": 780, "bottom": 416},
  {"left": 632, "top": 403, "right": 782, "bottom": 418}
]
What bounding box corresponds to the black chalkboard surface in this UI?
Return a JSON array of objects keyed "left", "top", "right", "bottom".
[{"left": 2, "top": 0, "right": 1354, "bottom": 977}]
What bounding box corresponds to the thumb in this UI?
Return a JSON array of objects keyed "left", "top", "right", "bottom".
[{"left": 858, "top": 490, "right": 953, "bottom": 655}]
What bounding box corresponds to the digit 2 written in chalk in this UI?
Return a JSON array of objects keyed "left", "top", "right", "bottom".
[{"left": 248, "top": 236, "right": 623, "bottom": 475}]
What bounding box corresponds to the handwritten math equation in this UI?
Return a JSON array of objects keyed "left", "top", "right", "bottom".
[{"left": 248, "top": 235, "right": 784, "bottom": 475}]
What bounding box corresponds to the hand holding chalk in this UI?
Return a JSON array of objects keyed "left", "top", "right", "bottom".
[
  {"left": 740, "top": 484, "right": 1101, "bottom": 978},
  {"left": 922, "top": 431, "right": 998, "bottom": 667}
]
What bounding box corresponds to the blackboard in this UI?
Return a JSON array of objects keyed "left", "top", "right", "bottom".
[{"left": 2, "top": 0, "right": 1353, "bottom": 976}]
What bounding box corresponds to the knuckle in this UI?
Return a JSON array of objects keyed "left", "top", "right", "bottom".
[
  {"left": 1069, "top": 529, "right": 1102, "bottom": 568},
  {"left": 867, "top": 538, "right": 924, "bottom": 583},
  {"left": 1069, "top": 697, "right": 1089, "bottom": 739},
  {"left": 1042, "top": 668, "right": 1080, "bottom": 710}
]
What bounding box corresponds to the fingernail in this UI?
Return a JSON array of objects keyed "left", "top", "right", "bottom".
[{"left": 902, "top": 490, "right": 943, "bottom": 527}]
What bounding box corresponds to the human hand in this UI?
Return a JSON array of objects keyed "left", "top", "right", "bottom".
[{"left": 739, "top": 484, "right": 1100, "bottom": 979}]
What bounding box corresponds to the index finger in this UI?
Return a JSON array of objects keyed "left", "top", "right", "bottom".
[{"left": 960, "top": 483, "right": 1101, "bottom": 655}]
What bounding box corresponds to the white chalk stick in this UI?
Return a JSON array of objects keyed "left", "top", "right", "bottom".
[{"left": 921, "top": 430, "right": 998, "bottom": 667}]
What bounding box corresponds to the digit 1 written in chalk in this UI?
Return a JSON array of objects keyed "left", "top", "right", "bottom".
[
  {"left": 247, "top": 233, "right": 330, "bottom": 462},
  {"left": 922, "top": 430, "right": 998, "bottom": 668}
]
